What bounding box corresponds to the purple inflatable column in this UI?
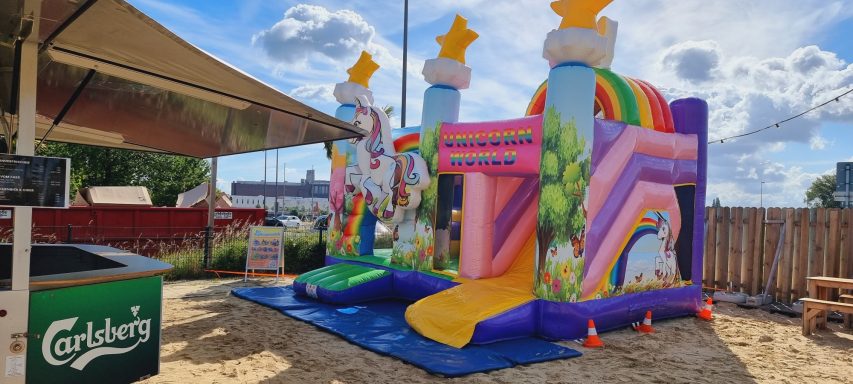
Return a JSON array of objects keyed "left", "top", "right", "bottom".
[{"left": 670, "top": 98, "right": 708, "bottom": 286}]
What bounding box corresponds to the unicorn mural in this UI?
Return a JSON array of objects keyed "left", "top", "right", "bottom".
[
  {"left": 346, "top": 95, "right": 430, "bottom": 223},
  {"left": 654, "top": 211, "right": 679, "bottom": 283}
]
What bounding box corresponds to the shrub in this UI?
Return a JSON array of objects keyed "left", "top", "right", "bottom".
[
  {"left": 282, "top": 236, "right": 325, "bottom": 274},
  {"left": 374, "top": 233, "right": 393, "bottom": 249},
  {"left": 209, "top": 239, "right": 248, "bottom": 271},
  {"left": 160, "top": 249, "right": 204, "bottom": 280}
]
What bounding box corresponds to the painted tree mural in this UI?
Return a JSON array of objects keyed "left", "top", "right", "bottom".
[{"left": 536, "top": 106, "right": 590, "bottom": 280}]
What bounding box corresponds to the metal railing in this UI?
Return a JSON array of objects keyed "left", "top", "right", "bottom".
[{"left": 3, "top": 223, "right": 328, "bottom": 280}]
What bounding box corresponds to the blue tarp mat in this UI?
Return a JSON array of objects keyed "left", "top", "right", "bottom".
[{"left": 232, "top": 286, "right": 581, "bottom": 377}]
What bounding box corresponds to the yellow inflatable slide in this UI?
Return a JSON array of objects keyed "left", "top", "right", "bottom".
[{"left": 405, "top": 232, "right": 536, "bottom": 348}]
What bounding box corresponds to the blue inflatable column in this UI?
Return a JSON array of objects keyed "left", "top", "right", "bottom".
[
  {"left": 533, "top": 63, "right": 596, "bottom": 301},
  {"left": 404, "top": 57, "right": 467, "bottom": 271},
  {"left": 544, "top": 65, "right": 596, "bottom": 149}
]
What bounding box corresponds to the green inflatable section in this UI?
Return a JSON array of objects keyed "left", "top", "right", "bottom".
[
  {"left": 295, "top": 264, "right": 390, "bottom": 291},
  {"left": 330, "top": 250, "right": 455, "bottom": 281}
]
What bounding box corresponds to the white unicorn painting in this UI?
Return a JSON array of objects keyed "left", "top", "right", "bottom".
[
  {"left": 654, "top": 212, "right": 679, "bottom": 283},
  {"left": 345, "top": 95, "right": 430, "bottom": 223}
]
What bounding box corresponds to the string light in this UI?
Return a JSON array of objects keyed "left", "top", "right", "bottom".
[{"left": 708, "top": 88, "right": 851, "bottom": 144}]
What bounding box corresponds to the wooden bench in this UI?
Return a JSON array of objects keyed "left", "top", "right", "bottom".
[
  {"left": 842, "top": 294, "right": 853, "bottom": 329},
  {"left": 801, "top": 298, "right": 853, "bottom": 335},
  {"left": 802, "top": 276, "right": 853, "bottom": 335}
]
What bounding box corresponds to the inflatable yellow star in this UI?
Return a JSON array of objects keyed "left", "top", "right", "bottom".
[
  {"left": 551, "top": 0, "right": 613, "bottom": 30},
  {"left": 346, "top": 51, "right": 380, "bottom": 88},
  {"left": 436, "top": 14, "right": 479, "bottom": 64}
]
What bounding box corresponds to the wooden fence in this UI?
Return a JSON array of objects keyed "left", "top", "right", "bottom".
[{"left": 703, "top": 207, "right": 853, "bottom": 303}]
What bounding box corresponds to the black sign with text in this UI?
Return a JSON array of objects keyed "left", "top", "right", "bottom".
[{"left": 0, "top": 154, "right": 69, "bottom": 207}]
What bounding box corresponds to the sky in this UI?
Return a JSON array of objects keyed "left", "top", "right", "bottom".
[{"left": 128, "top": 0, "right": 853, "bottom": 208}]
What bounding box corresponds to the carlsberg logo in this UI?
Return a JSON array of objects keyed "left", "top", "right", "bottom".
[{"left": 42, "top": 305, "right": 152, "bottom": 371}]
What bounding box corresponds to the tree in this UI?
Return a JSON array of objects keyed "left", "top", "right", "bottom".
[
  {"left": 537, "top": 107, "right": 589, "bottom": 275},
  {"left": 324, "top": 104, "right": 395, "bottom": 159},
  {"left": 38, "top": 143, "right": 210, "bottom": 207},
  {"left": 416, "top": 120, "right": 441, "bottom": 226},
  {"left": 805, "top": 174, "right": 840, "bottom": 208},
  {"left": 712, "top": 197, "right": 722, "bottom": 207}
]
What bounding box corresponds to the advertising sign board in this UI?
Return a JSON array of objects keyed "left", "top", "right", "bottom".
[
  {"left": 27, "top": 276, "right": 163, "bottom": 384},
  {"left": 0, "top": 154, "right": 69, "bottom": 208},
  {"left": 245, "top": 226, "right": 283, "bottom": 271}
]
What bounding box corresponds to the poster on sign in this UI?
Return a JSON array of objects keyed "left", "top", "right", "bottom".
[
  {"left": 244, "top": 226, "right": 284, "bottom": 282},
  {"left": 438, "top": 115, "right": 543, "bottom": 176}
]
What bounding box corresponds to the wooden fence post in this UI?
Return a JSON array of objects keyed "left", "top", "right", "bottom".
[
  {"left": 742, "top": 208, "right": 756, "bottom": 294},
  {"left": 715, "top": 207, "right": 730, "bottom": 290},
  {"left": 752, "top": 208, "right": 765, "bottom": 294},
  {"left": 729, "top": 207, "right": 743, "bottom": 291},
  {"left": 811, "top": 208, "right": 826, "bottom": 289},
  {"left": 777, "top": 208, "right": 795, "bottom": 303},
  {"left": 763, "top": 208, "right": 782, "bottom": 298},
  {"left": 704, "top": 207, "right": 717, "bottom": 288},
  {"left": 793, "top": 208, "right": 810, "bottom": 300},
  {"left": 842, "top": 209, "right": 853, "bottom": 279},
  {"left": 826, "top": 209, "right": 841, "bottom": 279}
]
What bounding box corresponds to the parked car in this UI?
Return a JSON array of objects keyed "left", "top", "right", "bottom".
[
  {"left": 263, "top": 212, "right": 279, "bottom": 227},
  {"left": 275, "top": 215, "right": 302, "bottom": 228},
  {"left": 312, "top": 214, "right": 329, "bottom": 231}
]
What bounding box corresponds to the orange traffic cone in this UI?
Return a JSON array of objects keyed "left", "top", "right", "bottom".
[
  {"left": 583, "top": 319, "right": 604, "bottom": 348},
  {"left": 697, "top": 298, "right": 713, "bottom": 321},
  {"left": 634, "top": 311, "right": 655, "bottom": 334}
]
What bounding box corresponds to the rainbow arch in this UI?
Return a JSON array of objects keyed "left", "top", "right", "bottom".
[
  {"left": 609, "top": 217, "right": 658, "bottom": 287},
  {"left": 393, "top": 132, "right": 420, "bottom": 153},
  {"left": 525, "top": 68, "right": 674, "bottom": 133},
  {"left": 343, "top": 194, "right": 367, "bottom": 237}
]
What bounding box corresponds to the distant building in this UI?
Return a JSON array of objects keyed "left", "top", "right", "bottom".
[
  {"left": 230, "top": 169, "right": 329, "bottom": 199},
  {"left": 835, "top": 162, "right": 852, "bottom": 208},
  {"left": 231, "top": 170, "right": 329, "bottom": 213}
]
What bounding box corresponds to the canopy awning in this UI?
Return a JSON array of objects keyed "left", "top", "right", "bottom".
[{"left": 0, "top": 0, "right": 365, "bottom": 157}]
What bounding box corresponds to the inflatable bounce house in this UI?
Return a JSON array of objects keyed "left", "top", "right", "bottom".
[{"left": 293, "top": 0, "right": 708, "bottom": 349}]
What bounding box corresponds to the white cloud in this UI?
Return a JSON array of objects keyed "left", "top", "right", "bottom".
[
  {"left": 289, "top": 83, "right": 336, "bottom": 103},
  {"left": 809, "top": 135, "right": 830, "bottom": 150},
  {"left": 651, "top": 40, "right": 852, "bottom": 207},
  {"left": 253, "top": 5, "right": 375, "bottom": 64},
  {"left": 661, "top": 40, "right": 721, "bottom": 83}
]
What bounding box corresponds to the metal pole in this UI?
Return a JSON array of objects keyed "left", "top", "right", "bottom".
[
  {"left": 207, "top": 158, "right": 217, "bottom": 228},
  {"left": 202, "top": 226, "right": 211, "bottom": 269},
  {"left": 762, "top": 222, "right": 786, "bottom": 299},
  {"left": 205, "top": 157, "right": 217, "bottom": 268},
  {"left": 263, "top": 150, "right": 267, "bottom": 212},
  {"left": 281, "top": 162, "right": 287, "bottom": 211},
  {"left": 400, "top": 0, "right": 409, "bottom": 128},
  {"left": 274, "top": 149, "right": 279, "bottom": 216}
]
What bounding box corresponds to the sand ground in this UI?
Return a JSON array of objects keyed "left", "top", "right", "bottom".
[{"left": 141, "top": 278, "right": 853, "bottom": 384}]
